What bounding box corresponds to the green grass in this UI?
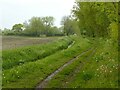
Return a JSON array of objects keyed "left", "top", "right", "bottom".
[
  {"left": 45, "top": 47, "right": 95, "bottom": 88},
  {"left": 2, "top": 37, "right": 73, "bottom": 70},
  {"left": 3, "top": 36, "right": 118, "bottom": 88},
  {"left": 2, "top": 36, "right": 92, "bottom": 88},
  {"left": 43, "top": 38, "right": 118, "bottom": 88},
  {"left": 57, "top": 38, "right": 118, "bottom": 88}
]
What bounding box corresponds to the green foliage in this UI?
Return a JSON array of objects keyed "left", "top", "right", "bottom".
[
  {"left": 3, "top": 16, "right": 64, "bottom": 37},
  {"left": 109, "top": 22, "right": 118, "bottom": 40},
  {"left": 1, "top": 2, "right": 119, "bottom": 88},
  {"left": 82, "top": 72, "right": 93, "bottom": 81},
  {"left": 42, "top": 16, "right": 54, "bottom": 27},
  {"left": 72, "top": 2, "right": 118, "bottom": 39},
  {"left": 61, "top": 16, "right": 80, "bottom": 36},
  {"left": 12, "top": 24, "right": 23, "bottom": 32},
  {"left": 2, "top": 28, "right": 15, "bottom": 35},
  {"left": 23, "top": 17, "right": 44, "bottom": 36},
  {"left": 23, "top": 16, "right": 64, "bottom": 37}
]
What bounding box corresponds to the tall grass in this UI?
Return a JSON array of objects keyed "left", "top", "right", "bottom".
[
  {"left": 2, "top": 36, "right": 92, "bottom": 88},
  {"left": 2, "top": 37, "right": 73, "bottom": 70},
  {"left": 66, "top": 38, "right": 118, "bottom": 88},
  {"left": 45, "top": 47, "right": 95, "bottom": 88}
]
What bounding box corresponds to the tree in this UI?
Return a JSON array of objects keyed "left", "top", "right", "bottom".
[
  {"left": 42, "top": 16, "right": 54, "bottom": 26},
  {"left": 23, "top": 16, "right": 58, "bottom": 37},
  {"left": 61, "top": 16, "right": 79, "bottom": 36},
  {"left": 12, "top": 24, "right": 23, "bottom": 33},
  {"left": 72, "top": 2, "right": 118, "bottom": 39},
  {"left": 41, "top": 16, "right": 55, "bottom": 36},
  {"left": 2, "top": 28, "right": 14, "bottom": 35},
  {"left": 24, "top": 17, "right": 44, "bottom": 37}
]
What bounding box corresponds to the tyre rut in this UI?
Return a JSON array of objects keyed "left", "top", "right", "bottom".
[{"left": 36, "top": 47, "right": 94, "bottom": 88}]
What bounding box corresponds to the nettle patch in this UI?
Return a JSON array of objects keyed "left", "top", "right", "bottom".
[{"left": 82, "top": 72, "right": 93, "bottom": 81}]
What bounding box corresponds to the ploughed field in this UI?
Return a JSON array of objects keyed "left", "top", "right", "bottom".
[
  {"left": 2, "top": 36, "right": 60, "bottom": 50},
  {"left": 2, "top": 36, "right": 118, "bottom": 88}
]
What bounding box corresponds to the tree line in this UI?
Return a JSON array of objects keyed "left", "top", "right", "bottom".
[
  {"left": 2, "top": 2, "right": 119, "bottom": 40},
  {"left": 2, "top": 16, "right": 79, "bottom": 37}
]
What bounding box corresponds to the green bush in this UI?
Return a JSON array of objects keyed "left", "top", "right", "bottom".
[{"left": 82, "top": 72, "right": 93, "bottom": 81}]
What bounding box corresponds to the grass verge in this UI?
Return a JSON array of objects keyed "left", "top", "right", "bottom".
[
  {"left": 65, "top": 38, "right": 118, "bottom": 88},
  {"left": 45, "top": 47, "right": 96, "bottom": 88},
  {"left": 2, "top": 36, "right": 92, "bottom": 88},
  {"left": 2, "top": 37, "right": 73, "bottom": 70}
]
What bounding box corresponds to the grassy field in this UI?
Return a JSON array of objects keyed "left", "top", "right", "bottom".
[
  {"left": 45, "top": 38, "right": 118, "bottom": 88},
  {"left": 2, "top": 36, "right": 118, "bottom": 88}
]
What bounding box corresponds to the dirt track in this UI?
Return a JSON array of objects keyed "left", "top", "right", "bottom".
[{"left": 36, "top": 47, "right": 96, "bottom": 88}]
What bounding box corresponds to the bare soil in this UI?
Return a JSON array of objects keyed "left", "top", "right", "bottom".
[{"left": 2, "top": 36, "right": 60, "bottom": 50}]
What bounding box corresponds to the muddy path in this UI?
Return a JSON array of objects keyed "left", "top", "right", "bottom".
[
  {"left": 36, "top": 47, "right": 94, "bottom": 88},
  {"left": 62, "top": 47, "right": 97, "bottom": 87}
]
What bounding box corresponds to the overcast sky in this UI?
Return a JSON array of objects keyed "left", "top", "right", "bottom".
[{"left": 0, "top": 0, "right": 75, "bottom": 30}]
